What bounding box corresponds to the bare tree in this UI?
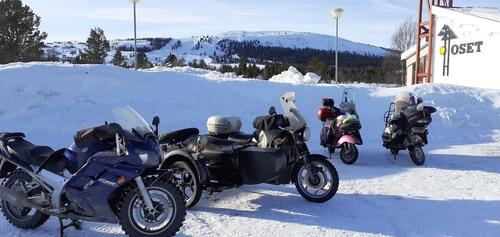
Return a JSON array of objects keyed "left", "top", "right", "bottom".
[{"left": 391, "top": 18, "right": 417, "bottom": 52}]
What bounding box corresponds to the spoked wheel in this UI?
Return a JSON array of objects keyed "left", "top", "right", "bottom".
[
  {"left": 340, "top": 143, "right": 358, "bottom": 165},
  {"left": 409, "top": 146, "right": 425, "bottom": 166},
  {"left": 119, "top": 179, "right": 186, "bottom": 237},
  {"left": 0, "top": 170, "right": 49, "bottom": 229},
  {"left": 171, "top": 161, "right": 202, "bottom": 208},
  {"left": 294, "top": 155, "right": 339, "bottom": 203}
]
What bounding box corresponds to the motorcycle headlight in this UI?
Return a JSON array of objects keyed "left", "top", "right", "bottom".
[
  {"left": 135, "top": 149, "right": 158, "bottom": 166},
  {"left": 302, "top": 127, "right": 311, "bottom": 141}
]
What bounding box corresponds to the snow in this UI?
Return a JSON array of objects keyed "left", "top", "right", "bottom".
[
  {"left": 0, "top": 62, "right": 499, "bottom": 237},
  {"left": 454, "top": 7, "right": 500, "bottom": 22},
  {"left": 269, "top": 66, "right": 321, "bottom": 84}
]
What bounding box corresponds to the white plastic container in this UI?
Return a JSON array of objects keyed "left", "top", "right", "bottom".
[{"left": 207, "top": 116, "right": 242, "bottom": 135}]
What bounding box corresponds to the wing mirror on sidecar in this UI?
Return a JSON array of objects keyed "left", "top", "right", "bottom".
[
  {"left": 152, "top": 116, "right": 160, "bottom": 136},
  {"left": 268, "top": 106, "right": 277, "bottom": 115},
  {"left": 196, "top": 135, "right": 208, "bottom": 152}
]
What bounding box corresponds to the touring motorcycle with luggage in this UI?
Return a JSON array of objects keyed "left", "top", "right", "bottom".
[
  {"left": 382, "top": 92, "right": 437, "bottom": 165},
  {"left": 0, "top": 106, "right": 186, "bottom": 237},
  {"left": 159, "top": 92, "right": 339, "bottom": 208},
  {"left": 317, "top": 88, "right": 362, "bottom": 164}
]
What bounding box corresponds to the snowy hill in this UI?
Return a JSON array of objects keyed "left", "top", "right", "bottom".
[
  {"left": 44, "top": 31, "right": 390, "bottom": 65},
  {"left": 0, "top": 63, "right": 499, "bottom": 237}
]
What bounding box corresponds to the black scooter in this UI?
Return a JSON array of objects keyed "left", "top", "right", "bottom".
[{"left": 158, "top": 92, "right": 339, "bottom": 208}]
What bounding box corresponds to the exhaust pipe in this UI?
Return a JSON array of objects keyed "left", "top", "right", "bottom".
[{"left": 0, "top": 185, "right": 42, "bottom": 209}]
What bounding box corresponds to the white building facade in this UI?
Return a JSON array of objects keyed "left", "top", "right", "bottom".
[{"left": 402, "top": 7, "right": 500, "bottom": 89}]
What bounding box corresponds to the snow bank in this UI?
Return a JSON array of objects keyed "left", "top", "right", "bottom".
[
  {"left": 1, "top": 63, "right": 499, "bottom": 237},
  {"left": 269, "top": 66, "right": 320, "bottom": 84}
]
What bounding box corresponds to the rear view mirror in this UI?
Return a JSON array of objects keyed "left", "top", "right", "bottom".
[
  {"left": 152, "top": 116, "right": 160, "bottom": 136},
  {"left": 268, "top": 106, "right": 276, "bottom": 115},
  {"left": 416, "top": 97, "right": 423, "bottom": 104},
  {"left": 152, "top": 116, "right": 160, "bottom": 126}
]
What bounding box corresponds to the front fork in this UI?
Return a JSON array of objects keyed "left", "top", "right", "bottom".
[
  {"left": 296, "top": 142, "right": 320, "bottom": 175},
  {"left": 134, "top": 177, "right": 155, "bottom": 211}
]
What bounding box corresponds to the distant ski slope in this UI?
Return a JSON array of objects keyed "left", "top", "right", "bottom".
[{"left": 44, "top": 31, "right": 390, "bottom": 65}]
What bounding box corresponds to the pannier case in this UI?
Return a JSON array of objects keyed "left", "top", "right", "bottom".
[{"left": 207, "top": 116, "right": 242, "bottom": 135}]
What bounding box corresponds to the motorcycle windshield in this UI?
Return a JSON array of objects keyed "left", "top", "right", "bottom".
[
  {"left": 340, "top": 88, "right": 357, "bottom": 115},
  {"left": 280, "top": 91, "right": 307, "bottom": 132},
  {"left": 112, "top": 106, "right": 154, "bottom": 139}
]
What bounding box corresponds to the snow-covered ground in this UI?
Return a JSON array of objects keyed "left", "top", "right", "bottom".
[{"left": 0, "top": 62, "right": 499, "bottom": 237}]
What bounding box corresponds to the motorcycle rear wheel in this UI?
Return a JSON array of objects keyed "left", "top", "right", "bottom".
[
  {"left": 294, "top": 155, "right": 339, "bottom": 203},
  {"left": 0, "top": 170, "right": 50, "bottom": 229}
]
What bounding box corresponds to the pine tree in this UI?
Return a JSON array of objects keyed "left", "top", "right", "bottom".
[
  {"left": 79, "top": 27, "right": 110, "bottom": 64},
  {"left": 198, "top": 59, "right": 208, "bottom": 69},
  {"left": 0, "top": 0, "right": 48, "bottom": 64},
  {"left": 111, "top": 50, "right": 126, "bottom": 67},
  {"left": 136, "top": 51, "right": 152, "bottom": 69}
]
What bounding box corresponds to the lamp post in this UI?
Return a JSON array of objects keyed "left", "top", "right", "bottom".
[
  {"left": 130, "top": 0, "right": 142, "bottom": 70},
  {"left": 330, "top": 8, "right": 344, "bottom": 83}
]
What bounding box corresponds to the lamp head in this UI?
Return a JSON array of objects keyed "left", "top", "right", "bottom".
[
  {"left": 129, "top": 0, "right": 142, "bottom": 3},
  {"left": 330, "top": 8, "right": 344, "bottom": 19}
]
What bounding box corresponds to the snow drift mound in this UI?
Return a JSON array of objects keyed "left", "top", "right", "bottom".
[{"left": 269, "top": 66, "right": 320, "bottom": 84}]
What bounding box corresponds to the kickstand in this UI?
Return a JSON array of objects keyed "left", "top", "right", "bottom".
[{"left": 58, "top": 218, "right": 83, "bottom": 237}]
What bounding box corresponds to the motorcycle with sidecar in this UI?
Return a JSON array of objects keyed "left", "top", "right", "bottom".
[{"left": 158, "top": 92, "right": 339, "bottom": 208}]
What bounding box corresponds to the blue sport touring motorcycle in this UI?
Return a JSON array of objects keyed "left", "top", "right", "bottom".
[{"left": 0, "top": 106, "right": 186, "bottom": 237}]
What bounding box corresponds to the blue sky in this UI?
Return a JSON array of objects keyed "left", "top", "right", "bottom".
[{"left": 24, "top": 0, "right": 500, "bottom": 47}]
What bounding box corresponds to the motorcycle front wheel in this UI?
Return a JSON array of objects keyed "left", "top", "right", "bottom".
[
  {"left": 119, "top": 178, "right": 186, "bottom": 237},
  {"left": 294, "top": 155, "right": 339, "bottom": 203},
  {"left": 171, "top": 161, "right": 202, "bottom": 208},
  {"left": 409, "top": 146, "right": 425, "bottom": 166},
  {"left": 340, "top": 143, "right": 358, "bottom": 165}
]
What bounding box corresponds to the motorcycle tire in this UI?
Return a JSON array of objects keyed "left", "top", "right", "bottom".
[
  {"left": 294, "top": 155, "right": 339, "bottom": 203},
  {"left": 340, "top": 143, "right": 358, "bottom": 165},
  {"left": 409, "top": 146, "right": 425, "bottom": 166},
  {"left": 118, "top": 178, "right": 186, "bottom": 237},
  {"left": 171, "top": 161, "right": 202, "bottom": 208},
  {"left": 0, "top": 170, "right": 50, "bottom": 229}
]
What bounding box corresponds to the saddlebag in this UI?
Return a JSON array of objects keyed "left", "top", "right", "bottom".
[{"left": 238, "top": 146, "right": 287, "bottom": 184}]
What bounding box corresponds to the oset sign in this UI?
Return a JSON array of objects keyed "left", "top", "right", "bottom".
[{"left": 438, "top": 25, "right": 483, "bottom": 76}]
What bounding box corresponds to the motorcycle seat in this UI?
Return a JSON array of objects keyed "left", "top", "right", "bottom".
[
  {"left": 0, "top": 132, "right": 26, "bottom": 142},
  {"left": 7, "top": 139, "right": 54, "bottom": 166},
  {"left": 160, "top": 128, "right": 199, "bottom": 144},
  {"left": 228, "top": 132, "right": 254, "bottom": 143}
]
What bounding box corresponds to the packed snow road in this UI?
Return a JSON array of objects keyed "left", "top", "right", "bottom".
[{"left": 0, "top": 63, "right": 499, "bottom": 237}]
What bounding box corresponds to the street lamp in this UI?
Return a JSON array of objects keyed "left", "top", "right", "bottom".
[
  {"left": 330, "top": 8, "right": 344, "bottom": 83},
  {"left": 130, "top": 0, "right": 142, "bottom": 70}
]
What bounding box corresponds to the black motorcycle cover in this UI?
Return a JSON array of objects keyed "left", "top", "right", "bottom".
[
  {"left": 74, "top": 123, "right": 124, "bottom": 148},
  {"left": 252, "top": 114, "right": 289, "bottom": 132}
]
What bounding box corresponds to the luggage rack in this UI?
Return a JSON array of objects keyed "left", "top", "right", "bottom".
[{"left": 383, "top": 102, "right": 396, "bottom": 127}]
